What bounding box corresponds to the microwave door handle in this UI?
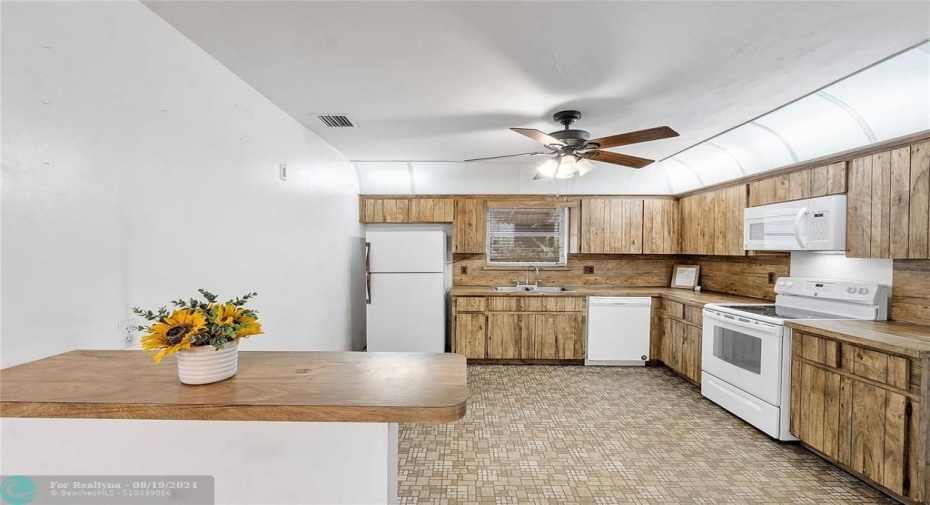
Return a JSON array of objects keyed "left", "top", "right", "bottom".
[{"left": 793, "top": 207, "right": 808, "bottom": 249}]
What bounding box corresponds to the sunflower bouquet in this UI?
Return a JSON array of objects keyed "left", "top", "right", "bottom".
[{"left": 132, "top": 289, "right": 263, "bottom": 363}]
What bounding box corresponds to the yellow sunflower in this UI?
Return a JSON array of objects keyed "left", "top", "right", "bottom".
[
  {"left": 140, "top": 308, "right": 207, "bottom": 363},
  {"left": 234, "top": 315, "right": 264, "bottom": 339},
  {"left": 211, "top": 303, "right": 243, "bottom": 326}
]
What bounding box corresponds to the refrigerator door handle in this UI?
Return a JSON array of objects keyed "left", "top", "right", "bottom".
[
  {"left": 365, "top": 241, "right": 371, "bottom": 272},
  {"left": 366, "top": 272, "right": 371, "bottom": 304}
]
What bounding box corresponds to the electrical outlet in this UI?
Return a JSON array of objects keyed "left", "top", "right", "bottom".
[
  {"left": 460, "top": 266, "right": 468, "bottom": 274},
  {"left": 584, "top": 266, "right": 594, "bottom": 274},
  {"left": 118, "top": 319, "right": 144, "bottom": 349},
  {"left": 768, "top": 272, "right": 776, "bottom": 284}
]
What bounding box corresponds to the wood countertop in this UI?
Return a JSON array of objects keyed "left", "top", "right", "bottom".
[
  {"left": 0, "top": 351, "right": 467, "bottom": 423},
  {"left": 786, "top": 320, "right": 930, "bottom": 359},
  {"left": 451, "top": 286, "right": 767, "bottom": 306}
]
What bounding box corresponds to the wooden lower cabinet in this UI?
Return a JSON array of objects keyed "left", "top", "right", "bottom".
[
  {"left": 487, "top": 313, "right": 534, "bottom": 359},
  {"left": 453, "top": 296, "right": 585, "bottom": 361},
  {"left": 453, "top": 313, "right": 487, "bottom": 359},
  {"left": 791, "top": 332, "right": 924, "bottom": 503},
  {"left": 535, "top": 313, "right": 585, "bottom": 359},
  {"left": 655, "top": 304, "right": 703, "bottom": 385}
]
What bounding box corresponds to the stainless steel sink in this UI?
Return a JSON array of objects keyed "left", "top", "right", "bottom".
[{"left": 492, "top": 286, "right": 573, "bottom": 292}]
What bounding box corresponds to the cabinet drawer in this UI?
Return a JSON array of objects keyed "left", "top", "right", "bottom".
[
  {"left": 684, "top": 305, "right": 703, "bottom": 325},
  {"left": 522, "top": 297, "right": 584, "bottom": 312},
  {"left": 849, "top": 345, "right": 910, "bottom": 391},
  {"left": 487, "top": 297, "right": 584, "bottom": 312},
  {"left": 667, "top": 301, "right": 684, "bottom": 319},
  {"left": 454, "top": 297, "right": 486, "bottom": 312},
  {"left": 487, "top": 297, "right": 520, "bottom": 312},
  {"left": 794, "top": 332, "right": 841, "bottom": 368}
]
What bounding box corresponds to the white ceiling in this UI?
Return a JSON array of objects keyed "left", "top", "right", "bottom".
[{"left": 145, "top": 1, "right": 929, "bottom": 169}]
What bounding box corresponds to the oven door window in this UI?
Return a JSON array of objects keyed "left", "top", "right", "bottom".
[{"left": 713, "top": 327, "right": 763, "bottom": 375}]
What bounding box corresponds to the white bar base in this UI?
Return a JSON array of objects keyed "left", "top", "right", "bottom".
[{"left": 1, "top": 418, "right": 398, "bottom": 505}]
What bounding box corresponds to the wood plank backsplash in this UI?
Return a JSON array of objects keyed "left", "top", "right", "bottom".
[
  {"left": 691, "top": 255, "right": 789, "bottom": 300},
  {"left": 453, "top": 254, "right": 679, "bottom": 288},
  {"left": 453, "top": 254, "right": 789, "bottom": 301},
  {"left": 891, "top": 260, "right": 930, "bottom": 326}
]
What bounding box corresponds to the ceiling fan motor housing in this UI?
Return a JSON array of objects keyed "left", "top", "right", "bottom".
[
  {"left": 550, "top": 129, "right": 590, "bottom": 147},
  {"left": 550, "top": 110, "right": 590, "bottom": 147}
]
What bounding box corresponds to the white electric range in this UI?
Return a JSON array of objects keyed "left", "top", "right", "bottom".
[{"left": 701, "top": 277, "right": 889, "bottom": 441}]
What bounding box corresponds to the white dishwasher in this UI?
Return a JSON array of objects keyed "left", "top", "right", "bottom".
[{"left": 585, "top": 296, "right": 652, "bottom": 366}]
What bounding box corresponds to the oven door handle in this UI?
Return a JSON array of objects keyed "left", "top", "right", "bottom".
[{"left": 703, "top": 310, "right": 780, "bottom": 333}]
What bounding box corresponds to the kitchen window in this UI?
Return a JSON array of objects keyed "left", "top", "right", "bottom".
[{"left": 486, "top": 207, "right": 568, "bottom": 266}]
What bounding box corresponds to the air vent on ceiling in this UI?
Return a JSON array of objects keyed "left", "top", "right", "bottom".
[{"left": 315, "top": 114, "right": 356, "bottom": 128}]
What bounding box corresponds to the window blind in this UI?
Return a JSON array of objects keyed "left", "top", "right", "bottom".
[{"left": 486, "top": 207, "right": 568, "bottom": 266}]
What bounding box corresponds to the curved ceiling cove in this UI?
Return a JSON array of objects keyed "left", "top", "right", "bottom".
[{"left": 356, "top": 42, "right": 930, "bottom": 195}]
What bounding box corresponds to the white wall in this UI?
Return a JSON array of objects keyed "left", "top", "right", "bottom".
[
  {"left": 789, "top": 252, "right": 893, "bottom": 286},
  {"left": 1, "top": 1, "right": 364, "bottom": 368}
]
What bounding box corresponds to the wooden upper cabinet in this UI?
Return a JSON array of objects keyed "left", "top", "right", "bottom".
[
  {"left": 679, "top": 185, "right": 746, "bottom": 256},
  {"left": 360, "top": 197, "right": 453, "bottom": 223},
  {"left": 643, "top": 199, "right": 679, "bottom": 254},
  {"left": 748, "top": 162, "right": 846, "bottom": 207},
  {"left": 580, "top": 198, "right": 647, "bottom": 254},
  {"left": 847, "top": 141, "right": 930, "bottom": 259},
  {"left": 453, "top": 198, "right": 487, "bottom": 253}
]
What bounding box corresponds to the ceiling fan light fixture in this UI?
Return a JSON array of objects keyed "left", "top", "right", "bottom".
[
  {"left": 555, "top": 155, "right": 579, "bottom": 179},
  {"left": 576, "top": 157, "right": 597, "bottom": 176},
  {"left": 536, "top": 157, "right": 559, "bottom": 179}
]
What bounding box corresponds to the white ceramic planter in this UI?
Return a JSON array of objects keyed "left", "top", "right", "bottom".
[{"left": 176, "top": 340, "right": 238, "bottom": 385}]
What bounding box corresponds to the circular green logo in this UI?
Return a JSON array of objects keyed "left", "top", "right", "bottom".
[{"left": 0, "top": 476, "right": 36, "bottom": 505}]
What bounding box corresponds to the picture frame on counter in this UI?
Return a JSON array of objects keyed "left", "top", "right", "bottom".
[{"left": 671, "top": 264, "right": 700, "bottom": 289}]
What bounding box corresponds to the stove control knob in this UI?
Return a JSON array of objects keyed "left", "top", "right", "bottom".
[
  {"left": 858, "top": 287, "right": 869, "bottom": 295},
  {"left": 847, "top": 287, "right": 857, "bottom": 294},
  {"left": 777, "top": 280, "right": 786, "bottom": 286},
  {"left": 786, "top": 281, "right": 794, "bottom": 287}
]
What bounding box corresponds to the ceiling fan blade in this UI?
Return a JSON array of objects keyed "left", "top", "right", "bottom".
[
  {"left": 585, "top": 126, "right": 679, "bottom": 149},
  {"left": 465, "top": 151, "right": 547, "bottom": 162},
  {"left": 583, "top": 150, "right": 655, "bottom": 169},
  {"left": 510, "top": 128, "right": 564, "bottom": 146}
]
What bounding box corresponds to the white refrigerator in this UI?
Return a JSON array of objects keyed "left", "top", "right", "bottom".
[{"left": 365, "top": 230, "right": 447, "bottom": 353}]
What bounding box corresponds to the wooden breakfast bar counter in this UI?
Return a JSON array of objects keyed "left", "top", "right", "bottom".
[{"left": 0, "top": 350, "right": 467, "bottom": 504}]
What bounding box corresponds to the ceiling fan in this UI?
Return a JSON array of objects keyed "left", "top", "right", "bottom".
[{"left": 466, "top": 110, "right": 679, "bottom": 180}]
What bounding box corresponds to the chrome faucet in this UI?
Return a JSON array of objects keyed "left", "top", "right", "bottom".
[{"left": 525, "top": 265, "right": 540, "bottom": 287}]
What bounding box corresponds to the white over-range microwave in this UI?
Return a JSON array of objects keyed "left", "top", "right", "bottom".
[{"left": 744, "top": 194, "right": 847, "bottom": 251}]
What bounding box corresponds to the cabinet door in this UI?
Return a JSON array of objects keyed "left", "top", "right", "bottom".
[
  {"left": 453, "top": 198, "right": 487, "bottom": 253},
  {"left": 453, "top": 314, "right": 487, "bottom": 359},
  {"left": 683, "top": 323, "right": 702, "bottom": 383},
  {"left": 643, "top": 199, "right": 679, "bottom": 254},
  {"left": 666, "top": 319, "right": 684, "bottom": 373},
  {"left": 581, "top": 198, "right": 643, "bottom": 254},
  {"left": 409, "top": 198, "right": 454, "bottom": 223},
  {"left": 534, "top": 313, "right": 584, "bottom": 359},
  {"left": 848, "top": 380, "right": 910, "bottom": 496},
  {"left": 846, "top": 143, "right": 930, "bottom": 259},
  {"left": 487, "top": 313, "right": 534, "bottom": 359},
  {"left": 650, "top": 310, "right": 666, "bottom": 363},
  {"left": 791, "top": 361, "right": 846, "bottom": 461}
]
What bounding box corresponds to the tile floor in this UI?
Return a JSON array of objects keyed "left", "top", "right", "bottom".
[{"left": 398, "top": 365, "right": 894, "bottom": 504}]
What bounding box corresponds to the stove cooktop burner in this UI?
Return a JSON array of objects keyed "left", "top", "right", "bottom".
[{"left": 714, "top": 304, "right": 852, "bottom": 321}]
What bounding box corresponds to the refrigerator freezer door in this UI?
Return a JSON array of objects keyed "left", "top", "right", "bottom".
[
  {"left": 366, "top": 231, "right": 445, "bottom": 273},
  {"left": 366, "top": 272, "right": 445, "bottom": 353}
]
